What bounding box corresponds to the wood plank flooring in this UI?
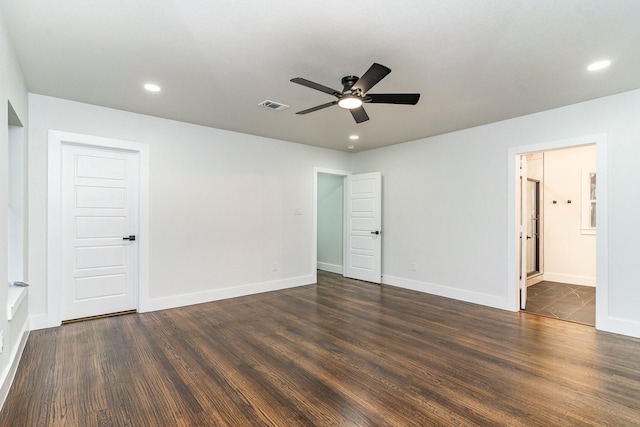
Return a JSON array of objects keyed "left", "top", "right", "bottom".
[{"left": 2, "top": 270, "right": 640, "bottom": 426}]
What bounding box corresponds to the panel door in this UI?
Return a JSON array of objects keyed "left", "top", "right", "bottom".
[
  {"left": 344, "top": 172, "right": 382, "bottom": 283},
  {"left": 61, "top": 144, "right": 139, "bottom": 320}
]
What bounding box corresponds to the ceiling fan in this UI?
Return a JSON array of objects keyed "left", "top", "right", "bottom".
[{"left": 290, "top": 63, "right": 420, "bottom": 124}]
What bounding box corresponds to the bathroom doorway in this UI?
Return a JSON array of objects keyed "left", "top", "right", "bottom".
[{"left": 518, "top": 145, "right": 597, "bottom": 326}]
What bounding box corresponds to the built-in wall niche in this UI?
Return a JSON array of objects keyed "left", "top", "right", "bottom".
[{"left": 7, "top": 101, "right": 26, "bottom": 285}]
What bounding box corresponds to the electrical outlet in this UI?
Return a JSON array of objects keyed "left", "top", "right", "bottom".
[
  {"left": 272, "top": 263, "right": 279, "bottom": 272},
  {"left": 411, "top": 263, "right": 417, "bottom": 271}
]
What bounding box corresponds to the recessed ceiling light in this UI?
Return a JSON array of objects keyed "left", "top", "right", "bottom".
[
  {"left": 587, "top": 60, "right": 611, "bottom": 71},
  {"left": 144, "top": 83, "right": 161, "bottom": 92},
  {"left": 349, "top": 135, "right": 359, "bottom": 140},
  {"left": 347, "top": 145, "right": 355, "bottom": 150}
]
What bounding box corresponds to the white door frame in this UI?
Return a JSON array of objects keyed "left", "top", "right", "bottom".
[
  {"left": 507, "top": 133, "right": 608, "bottom": 330},
  {"left": 312, "top": 167, "right": 351, "bottom": 283},
  {"left": 47, "top": 130, "right": 150, "bottom": 328}
]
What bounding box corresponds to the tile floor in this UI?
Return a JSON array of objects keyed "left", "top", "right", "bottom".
[{"left": 524, "top": 281, "right": 595, "bottom": 326}]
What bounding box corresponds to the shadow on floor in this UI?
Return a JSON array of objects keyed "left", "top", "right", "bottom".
[{"left": 525, "top": 281, "right": 595, "bottom": 326}]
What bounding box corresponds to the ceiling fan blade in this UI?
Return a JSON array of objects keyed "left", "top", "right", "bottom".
[
  {"left": 296, "top": 101, "right": 338, "bottom": 115},
  {"left": 366, "top": 93, "right": 421, "bottom": 105},
  {"left": 351, "top": 63, "right": 391, "bottom": 94},
  {"left": 290, "top": 78, "right": 340, "bottom": 96},
  {"left": 350, "top": 106, "right": 370, "bottom": 123}
]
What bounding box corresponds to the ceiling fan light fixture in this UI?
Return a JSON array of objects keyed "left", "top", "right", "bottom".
[{"left": 338, "top": 96, "right": 363, "bottom": 109}]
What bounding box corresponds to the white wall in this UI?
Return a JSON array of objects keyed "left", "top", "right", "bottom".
[
  {"left": 28, "top": 94, "right": 353, "bottom": 327},
  {"left": 354, "top": 88, "right": 640, "bottom": 337},
  {"left": 317, "top": 173, "right": 343, "bottom": 273},
  {"left": 543, "top": 145, "right": 596, "bottom": 286},
  {"left": 0, "top": 11, "right": 30, "bottom": 407}
]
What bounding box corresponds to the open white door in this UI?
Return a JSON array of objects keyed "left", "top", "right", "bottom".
[
  {"left": 519, "top": 156, "right": 528, "bottom": 309},
  {"left": 344, "top": 172, "right": 382, "bottom": 283}
]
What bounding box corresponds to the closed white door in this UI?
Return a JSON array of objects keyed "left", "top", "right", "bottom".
[
  {"left": 61, "top": 144, "right": 139, "bottom": 320},
  {"left": 344, "top": 172, "right": 382, "bottom": 283}
]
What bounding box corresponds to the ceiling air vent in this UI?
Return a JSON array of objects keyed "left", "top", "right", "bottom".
[{"left": 258, "top": 100, "right": 289, "bottom": 111}]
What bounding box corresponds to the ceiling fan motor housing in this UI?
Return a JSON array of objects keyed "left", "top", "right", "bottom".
[{"left": 341, "top": 75, "right": 359, "bottom": 92}]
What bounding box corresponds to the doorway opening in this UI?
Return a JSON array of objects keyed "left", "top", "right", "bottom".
[
  {"left": 317, "top": 172, "right": 346, "bottom": 275},
  {"left": 509, "top": 134, "right": 607, "bottom": 330},
  {"left": 313, "top": 168, "right": 383, "bottom": 284},
  {"left": 313, "top": 168, "right": 350, "bottom": 284},
  {"left": 520, "top": 146, "right": 596, "bottom": 325}
]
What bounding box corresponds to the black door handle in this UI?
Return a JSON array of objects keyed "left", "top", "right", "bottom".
[
  {"left": 370, "top": 231, "right": 380, "bottom": 235},
  {"left": 123, "top": 235, "right": 136, "bottom": 241}
]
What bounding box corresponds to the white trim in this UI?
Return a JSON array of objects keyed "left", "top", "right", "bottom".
[
  {"left": 141, "top": 275, "right": 313, "bottom": 312},
  {"left": 312, "top": 167, "right": 351, "bottom": 284},
  {"left": 594, "top": 139, "right": 611, "bottom": 334},
  {"left": 542, "top": 272, "right": 596, "bottom": 287},
  {"left": 47, "top": 130, "right": 150, "bottom": 328},
  {"left": 597, "top": 317, "right": 640, "bottom": 339},
  {"left": 383, "top": 275, "right": 512, "bottom": 311},
  {"left": 29, "top": 314, "right": 49, "bottom": 331},
  {"left": 507, "top": 134, "right": 610, "bottom": 330},
  {"left": 317, "top": 262, "right": 343, "bottom": 274},
  {"left": 0, "top": 329, "right": 29, "bottom": 411}
]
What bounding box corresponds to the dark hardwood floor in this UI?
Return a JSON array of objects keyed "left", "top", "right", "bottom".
[{"left": 2, "top": 271, "right": 640, "bottom": 426}]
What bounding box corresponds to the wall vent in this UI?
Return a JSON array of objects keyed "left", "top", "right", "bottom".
[{"left": 258, "top": 100, "right": 289, "bottom": 111}]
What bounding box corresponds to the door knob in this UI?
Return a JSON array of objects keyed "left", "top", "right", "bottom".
[
  {"left": 370, "top": 231, "right": 380, "bottom": 235},
  {"left": 123, "top": 235, "right": 136, "bottom": 241}
]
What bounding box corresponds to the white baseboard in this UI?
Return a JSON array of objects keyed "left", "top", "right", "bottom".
[
  {"left": 0, "top": 328, "right": 29, "bottom": 411},
  {"left": 31, "top": 276, "right": 315, "bottom": 325},
  {"left": 382, "top": 275, "right": 513, "bottom": 312},
  {"left": 597, "top": 316, "right": 640, "bottom": 339},
  {"left": 139, "top": 274, "right": 314, "bottom": 313},
  {"left": 543, "top": 272, "right": 596, "bottom": 286},
  {"left": 29, "top": 314, "right": 52, "bottom": 331},
  {"left": 317, "top": 262, "right": 343, "bottom": 274}
]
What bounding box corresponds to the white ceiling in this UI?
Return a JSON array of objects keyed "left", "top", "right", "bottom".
[{"left": 2, "top": 1, "right": 640, "bottom": 152}]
